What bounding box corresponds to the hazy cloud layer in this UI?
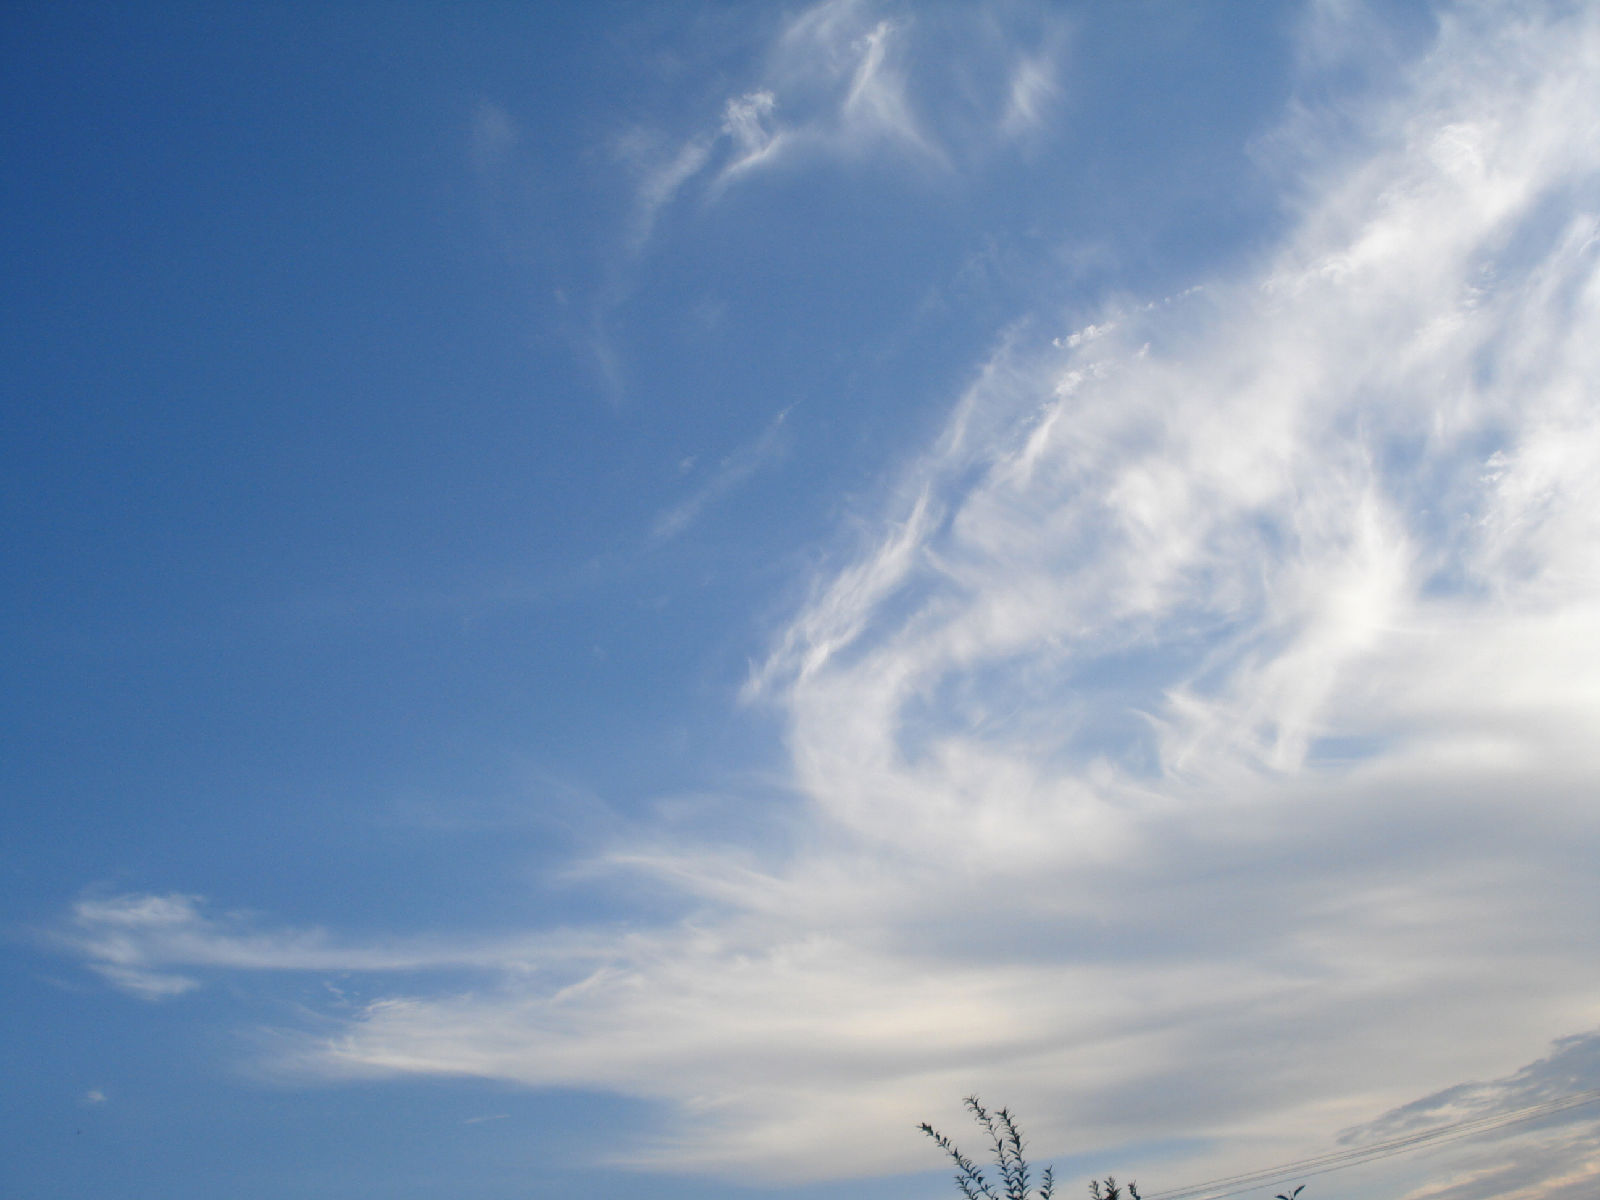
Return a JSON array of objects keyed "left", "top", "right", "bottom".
[{"left": 63, "top": 2, "right": 1600, "bottom": 1194}]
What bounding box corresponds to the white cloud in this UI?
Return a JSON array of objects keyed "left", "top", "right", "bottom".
[
  {"left": 752, "top": 0, "right": 935, "bottom": 172},
  {"left": 62, "top": 2, "right": 1600, "bottom": 1193},
  {"left": 720, "top": 89, "right": 777, "bottom": 164},
  {"left": 623, "top": 0, "right": 1067, "bottom": 247},
  {"left": 998, "top": 51, "right": 1059, "bottom": 139},
  {"left": 622, "top": 132, "right": 715, "bottom": 253},
  {"left": 59, "top": 892, "right": 614, "bottom": 999},
  {"left": 652, "top": 405, "right": 792, "bottom": 540}
]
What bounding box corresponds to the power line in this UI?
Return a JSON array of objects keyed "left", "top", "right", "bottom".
[
  {"left": 1140, "top": 1087, "right": 1600, "bottom": 1200},
  {"left": 1147, "top": 1088, "right": 1600, "bottom": 1200}
]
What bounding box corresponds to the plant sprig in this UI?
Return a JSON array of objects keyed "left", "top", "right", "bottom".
[
  {"left": 921, "top": 1099, "right": 1161, "bottom": 1200},
  {"left": 921, "top": 1096, "right": 1058, "bottom": 1200}
]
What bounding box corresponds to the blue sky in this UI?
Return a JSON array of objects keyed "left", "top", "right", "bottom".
[{"left": 5, "top": 2, "right": 1600, "bottom": 1198}]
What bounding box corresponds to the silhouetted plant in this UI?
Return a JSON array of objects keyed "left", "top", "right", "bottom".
[
  {"left": 1089, "top": 1175, "right": 1141, "bottom": 1200},
  {"left": 920, "top": 1096, "right": 1057, "bottom": 1200},
  {"left": 921, "top": 1098, "right": 1151, "bottom": 1200}
]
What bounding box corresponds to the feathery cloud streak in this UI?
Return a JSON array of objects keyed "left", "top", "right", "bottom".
[
  {"left": 624, "top": 0, "right": 1066, "bottom": 250},
  {"left": 59, "top": 893, "right": 612, "bottom": 1001},
  {"left": 652, "top": 406, "right": 792, "bottom": 541},
  {"left": 62, "top": 3, "right": 1600, "bottom": 1194}
]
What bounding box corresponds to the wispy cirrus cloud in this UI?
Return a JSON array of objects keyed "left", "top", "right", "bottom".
[
  {"left": 58, "top": 892, "right": 611, "bottom": 1001},
  {"left": 620, "top": 0, "right": 1068, "bottom": 252},
  {"left": 599, "top": 0, "right": 1066, "bottom": 408},
  {"left": 651, "top": 405, "right": 793, "bottom": 541},
  {"left": 60, "top": 2, "right": 1600, "bottom": 1194}
]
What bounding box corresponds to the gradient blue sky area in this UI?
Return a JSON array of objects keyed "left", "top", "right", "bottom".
[{"left": 6, "top": 3, "right": 1600, "bottom": 1199}]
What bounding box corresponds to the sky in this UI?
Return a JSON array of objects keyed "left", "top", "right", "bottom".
[{"left": 4, "top": 2, "right": 1600, "bottom": 1198}]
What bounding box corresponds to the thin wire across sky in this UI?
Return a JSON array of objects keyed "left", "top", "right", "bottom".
[{"left": 1144, "top": 1089, "right": 1600, "bottom": 1200}]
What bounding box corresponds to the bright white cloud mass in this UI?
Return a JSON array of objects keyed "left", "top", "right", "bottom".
[{"left": 8, "top": 2, "right": 1600, "bottom": 1199}]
